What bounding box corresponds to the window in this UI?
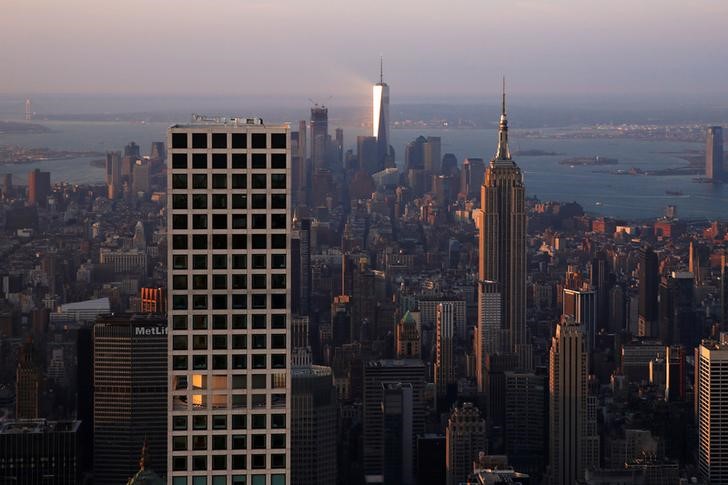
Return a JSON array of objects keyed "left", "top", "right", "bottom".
[
  {"left": 271, "top": 214, "right": 286, "bottom": 229},
  {"left": 252, "top": 214, "right": 266, "bottom": 229},
  {"left": 251, "top": 374, "right": 266, "bottom": 388},
  {"left": 212, "top": 153, "right": 227, "bottom": 169},
  {"left": 252, "top": 153, "right": 266, "bottom": 169},
  {"left": 271, "top": 414, "right": 285, "bottom": 429},
  {"left": 192, "top": 174, "right": 207, "bottom": 189},
  {"left": 271, "top": 274, "right": 286, "bottom": 289},
  {"left": 271, "top": 314, "right": 286, "bottom": 329},
  {"left": 271, "top": 456, "right": 286, "bottom": 470},
  {"left": 232, "top": 477, "right": 246, "bottom": 485},
  {"left": 271, "top": 194, "right": 286, "bottom": 209},
  {"left": 173, "top": 456, "right": 188, "bottom": 471},
  {"left": 173, "top": 335, "right": 188, "bottom": 350},
  {"left": 212, "top": 132, "right": 227, "bottom": 149},
  {"left": 212, "top": 294, "right": 227, "bottom": 310},
  {"left": 252, "top": 294, "right": 266, "bottom": 309},
  {"left": 232, "top": 234, "right": 246, "bottom": 250},
  {"left": 193, "top": 435, "right": 208, "bottom": 450},
  {"left": 173, "top": 194, "right": 188, "bottom": 209},
  {"left": 232, "top": 194, "right": 247, "bottom": 209},
  {"left": 251, "top": 435, "right": 266, "bottom": 449},
  {"left": 252, "top": 335, "right": 266, "bottom": 349},
  {"left": 212, "top": 314, "right": 227, "bottom": 329},
  {"left": 252, "top": 315, "right": 266, "bottom": 329},
  {"left": 193, "top": 355, "right": 207, "bottom": 370},
  {"left": 232, "top": 455, "right": 247, "bottom": 470},
  {"left": 232, "top": 214, "right": 247, "bottom": 229},
  {"left": 271, "top": 153, "right": 286, "bottom": 168},
  {"left": 271, "top": 334, "right": 286, "bottom": 349},
  {"left": 212, "top": 193, "right": 227, "bottom": 209},
  {"left": 231, "top": 153, "right": 246, "bottom": 168},
  {"left": 232, "top": 394, "right": 247, "bottom": 409},
  {"left": 213, "top": 477, "right": 226, "bottom": 485},
  {"left": 271, "top": 294, "right": 286, "bottom": 309},
  {"left": 271, "top": 354, "right": 286, "bottom": 368},
  {"left": 172, "top": 173, "right": 187, "bottom": 189},
  {"left": 213, "top": 355, "right": 227, "bottom": 370},
  {"left": 172, "top": 133, "right": 188, "bottom": 149},
  {"left": 252, "top": 274, "right": 266, "bottom": 289},
  {"left": 212, "top": 173, "right": 227, "bottom": 189},
  {"left": 271, "top": 474, "right": 285, "bottom": 485},
  {"left": 232, "top": 334, "right": 247, "bottom": 349},
  {"left": 251, "top": 174, "right": 266, "bottom": 189},
  {"left": 232, "top": 314, "right": 246, "bottom": 329},
  {"left": 173, "top": 315, "right": 187, "bottom": 330},
  {"left": 271, "top": 434, "right": 286, "bottom": 448},
  {"left": 251, "top": 454, "right": 266, "bottom": 469},
  {"left": 252, "top": 235, "right": 266, "bottom": 249},
  {"left": 232, "top": 174, "right": 246, "bottom": 189},
  {"left": 232, "top": 435, "right": 247, "bottom": 450},
  {"left": 251, "top": 133, "right": 266, "bottom": 149},
  {"left": 172, "top": 295, "right": 188, "bottom": 310},
  {"left": 173, "top": 254, "right": 188, "bottom": 269},
  {"left": 232, "top": 354, "right": 247, "bottom": 369},
  {"left": 193, "top": 254, "right": 207, "bottom": 269},
  {"left": 271, "top": 133, "right": 286, "bottom": 149},
  {"left": 271, "top": 254, "right": 286, "bottom": 269},
  {"left": 173, "top": 274, "right": 188, "bottom": 290},
  {"left": 193, "top": 274, "right": 207, "bottom": 289},
  {"left": 252, "top": 355, "right": 266, "bottom": 369},
  {"left": 193, "top": 335, "right": 207, "bottom": 350},
  {"left": 173, "top": 415, "right": 188, "bottom": 430},
  {"left": 193, "top": 315, "right": 208, "bottom": 330},
  {"left": 232, "top": 274, "right": 246, "bottom": 289},
  {"left": 252, "top": 194, "right": 266, "bottom": 209},
  {"left": 232, "top": 255, "right": 246, "bottom": 269},
  {"left": 173, "top": 355, "right": 188, "bottom": 370},
  {"left": 193, "top": 295, "right": 208, "bottom": 310},
  {"left": 232, "top": 414, "right": 247, "bottom": 430},
  {"left": 192, "top": 214, "right": 207, "bottom": 230},
  {"left": 193, "top": 415, "right": 207, "bottom": 430},
  {"left": 232, "top": 375, "right": 247, "bottom": 390},
  {"left": 193, "top": 235, "right": 207, "bottom": 250},
  {"left": 213, "top": 214, "right": 227, "bottom": 230},
  {"left": 212, "top": 415, "right": 227, "bottom": 430},
  {"left": 231, "top": 133, "right": 246, "bottom": 149},
  {"left": 213, "top": 334, "right": 227, "bottom": 350},
  {"left": 173, "top": 235, "right": 188, "bottom": 250},
  {"left": 271, "top": 234, "right": 286, "bottom": 249},
  {"left": 271, "top": 173, "right": 286, "bottom": 189},
  {"left": 232, "top": 294, "right": 247, "bottom": 310},
  {"left": 212, "top": 234, "right": 227, "bottom": 250},
  {"left": 212, "top": 254, "right": 227, "bottom": 269},
  {"left": 192, "top": 455, "right": 207, "bottom": 471},
  {"left": 212, "top": 274, "right": 226, "bottom": 290},
  {"left": 212, "top": 455, "right": 227, "bottom": 470},
  {"left": 192, "top": 133, "right": 207, "bottom": 149},
  {"left": 193, "top": 153, "right": 207, "bottom": 169},
  {"left": 193, "top": 193, "right": 207, "bottom": 209}
]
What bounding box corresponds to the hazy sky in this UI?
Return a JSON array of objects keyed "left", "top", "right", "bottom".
[{"left": 2, "top": 0, "right": 728, "bottom": 99}]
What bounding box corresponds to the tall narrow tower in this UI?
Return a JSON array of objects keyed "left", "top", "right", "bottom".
[
  {"left": 372, "top": 57, "right": 390, "bottom": 171},
  {"left": 25, "top": 98, "right": 32, "bottom": 121},
  {"left": 478, "top": 80, "right": 529, "bottom": 367}
]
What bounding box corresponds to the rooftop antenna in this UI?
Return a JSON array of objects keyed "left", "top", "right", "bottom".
[
  {"left": 380, "top": 55, "right": 383, "bottom": 83},
  {"left": 501, "top": 76, "right": 506, "bottom": 116}
]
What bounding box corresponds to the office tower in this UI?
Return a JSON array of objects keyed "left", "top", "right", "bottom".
[
  {"left": 405, "top": 135, "right": 427, "bottom": 170},
  {"left": 608, "top": 284, "right": 625, "bottom": 333},
  {"left": 2, "top": 173, "right": 12, "bottom": 197},
  {"left": 689, "top": 239, "right": 710, "bottom": 287},
  {"left": 478, "top": 84, "right": 529, "bottom": 367},
  {"left": 706, "top": 126, "right": 723, "bottom": 181},
  {"left": 93, "top": 313, "right": 167, "bottom": 483},
  {"left": 291, "top": 365, "right": 337, "bottom": 485},
  {"left": 475, "top": 280, "right": 502, "bottom": 392},
  {"left": 150, "top": 141, "right": 166, "bottom": 161},
  {"left": 363, "top": 359, "right": 426, "bottom": 482},
  {"left": 549, "top": 315, "right": 597, "bottom": 485},
  {"left": 441, "top": 152, "right": 458, "bottom": 175},
  {"left": 446, "top": 402, "right": 487, "bottom": 485},
  {"left": 296, "top": 120, "right": 309, "bottom": 205},
  {"left": 0, "top": 419, "right": 80, "bottom": 484},
  {"left": 334, "top": 127, "right": 344, "bottom": 167},
  {"left": 665, "top": 344, "right": 686, "bottom": 401},
  {"left": 396, "top": 310, "right": 421, "bottom": 359},
  {"left": 27, "top": 168, "right": 50, "bottom": 207},
  {"left": 722, "top": 254, "right": 727, "bottom": 326},
  {"left": 696, "top": 338, "right": 728, "bottom": 483},
  {"left": 140, "top": 287, "right": 166, "bottom": 313},
  {"left": 638, "top": 247, "right": 659, "bottom": 337},
  {"left": 167, "top": 118, "right": 291, "bottom": 484},
  {"left": 299, "top": 219, "right": 312, "bottom": 316},
  {"left": 373, "top": 59, "right": 391, "bottom": 169},
  {"left": 310, "top": 105, "right": 328, "bottom": 171},
  {"left": 589, "top": 251, "right": 611, "bottom": 331},
  {"left": 658, "top": 271, "right": 696, "bottom": 347},
  {"left": 563, "top": 285, "right": 597, "bottom": 350},
  {"left": 133, "top": 159, "right": 151, "bottom": 194},
  {"left": 423, "top": 136, "right": 442, "bottom": 174},
  {"left": 106, "top": 151, "right": 122, "bottom": 199},
  {"left": 125, "top": 141, "right": 141, "bottom": 158},
  {"left": 16, "top": 339, "right": 40, "bottom": 419},
  {"left": 357, "top": 135, "right": 379, "bottom": 174},
  {"left": 504, "top": 371, "right": 546, "bottom": 477},
  {"left": 460, "top": 158, "right": 486, "bottom": 199},
  {"left": 331, "top": 295, "right": 352, "bottom": 347},
  {"left": 435, "top": 302, "right": 456, "bottom": 398},
  {"left": 417, "top": 435, "right": 446, "bottom": 485},
  {"left": 382, "top": 383, "right": 415, "bottom": 485}
]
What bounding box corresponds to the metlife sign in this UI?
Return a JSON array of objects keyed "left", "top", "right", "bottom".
[{"left": 134, "top": 326, "right": 168, "bottom": 337}]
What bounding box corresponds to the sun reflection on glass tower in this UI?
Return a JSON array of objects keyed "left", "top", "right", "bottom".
[{"left": 372, "top": 57, "right": 391, "bottom": 171}]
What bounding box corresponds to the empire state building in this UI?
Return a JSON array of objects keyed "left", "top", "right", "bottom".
[{"left": 477, "top": 83, "right": 530, "bottom": 369}]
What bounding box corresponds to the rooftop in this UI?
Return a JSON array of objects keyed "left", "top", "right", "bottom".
[{"left": 0, "top": 419, "right": 81, "bottom": 434}]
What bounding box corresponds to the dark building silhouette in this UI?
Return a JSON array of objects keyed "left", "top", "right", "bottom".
[
  {"left": 27, "top": 168, "right": 50, "bottom": 207},
  {"left": 706, "top": 126, "right": 724, "bottom": 181},
  {"left": 15, "top": 339, "right": 40, "bottom": 419},
  {"left": 417, "top": 434, "right": 446, "bottom": 485},
  {"left": 93, "top": 313, "right": 167, "bottom": 483},
  {"left": 638, "top": 246, "right": 660, "bottom": 337},
  {"left": 311, "top": 105, "right": 329, "bottom": 171}
]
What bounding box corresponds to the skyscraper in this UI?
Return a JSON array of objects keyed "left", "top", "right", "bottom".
[
  {"left": 696, "top": 337, "right": 728, "bottom": 483},
  {"left": 373, "top": 58, "right": 390, "bottom": 170},
  {"left": 27, "top": 168, "right": 50, "bottom": 207},
  {"left": 445, "top": 402, "right": 487, "bottom": 485},
  {"left": 93, "top": 313, "right": 167, "bottom": 483},
  {"left": 549, "top": 315, "right": 598, "bottom": 485},
  {"left": 460, "top": 157, "right": 486, "bottom": 199},
  {"left": 706, "top": 126, "right": 723, "bottom": 181},
  {"left": 167, "top": 118, "right": 291, "bottom": 484},
  {"left": 310, "top": 105, "right": 328, "bottom": 171},
  {"left": 16, "top": 339, "right": 40, "bottom": 419},
  {"left": 504, "top": 371, "right": 546, "bottom": 477},
  {"left": 106, "top": 151, "right": 122, "bottom": 200},
  {"left": 396, "top": 310, "right": 421, "bottom": 359},
  {"left": 638, "top": 246, "right": 659, "bottom": 338},
  {"left": 478, "top": 83, "right": 529, "bottom": 367},
  {"left": 563, "top": 285, "right": 597, "bottom": 351},
  {"left": 435, "top": 302, "right": 456, "bottom": 399},
  {"left": 475, "top": 280, "right": 501, "bottom": 393},
  {"left": 382, "top": 382, "right": 415, "bottom": 485}
]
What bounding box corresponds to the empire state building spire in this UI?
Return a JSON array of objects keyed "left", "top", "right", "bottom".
[{"left": 494, "top": 77, "right": 511, "bottom": 161}]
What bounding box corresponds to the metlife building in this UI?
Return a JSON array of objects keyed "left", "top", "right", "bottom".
[{"left": 93, "top": 313, "right": 167, "bottom": 482}]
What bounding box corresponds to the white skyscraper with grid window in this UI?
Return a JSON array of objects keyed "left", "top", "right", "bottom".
[{"left": 167, "top": 116, "right": 290, "bottom": 485}]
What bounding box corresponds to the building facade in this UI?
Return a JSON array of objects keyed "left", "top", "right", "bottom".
[
  {"left": 706, "top": 126, "right": 724, "bottom": 181},
  {"left": 167, "top": 118, "right": 291, "bottom": 485},
  {"left": 696, "top": 338, "right": 728, "bottom": 483},
  {"left": 445, "top": 402, "right": 487, "bottom": 485}
]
